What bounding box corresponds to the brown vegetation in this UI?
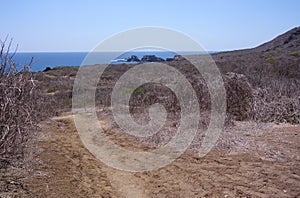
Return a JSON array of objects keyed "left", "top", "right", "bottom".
[{"left": 0, "top": 37, "right": 36, "bottom": 166}]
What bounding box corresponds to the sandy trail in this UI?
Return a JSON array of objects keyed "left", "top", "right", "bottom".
[
  {"left": 23, "top": 113, "right": 300, "bottom": 197},
  {"left": 26, "top": 114, "right": 149, "bottom": 198},
  {"left": 106, "top": 170, "right": 148, "bottom": 198}
]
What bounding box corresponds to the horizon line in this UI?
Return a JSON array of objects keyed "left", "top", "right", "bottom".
[{"left": 16, "top": 50, "right": 221, "bottom": 53}]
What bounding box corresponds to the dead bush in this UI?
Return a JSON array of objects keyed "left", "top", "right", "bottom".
[
  {"left": 254, "top": 88, "right": 300, "bottom": 124},
  {"left": 0, "top": 37, "right": 36, "bottom": 165}
]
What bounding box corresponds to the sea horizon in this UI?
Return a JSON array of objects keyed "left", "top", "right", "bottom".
[{"left": 12, "top": 51, "right": 218, "bottom": 72}]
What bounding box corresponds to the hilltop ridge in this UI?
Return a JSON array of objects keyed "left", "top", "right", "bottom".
[
  {"left": 210, "top": 26, "right": 300, "bottom": 90},
  {"left": 255, "top": 26, "right": 300, "bottom": 52}
]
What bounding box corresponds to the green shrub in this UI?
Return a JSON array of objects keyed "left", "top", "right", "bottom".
[
  {"left": 265, "top": 57, "right": 275, "bottom": 62},
  {"left": 122, "top": 87, "right": 146, "bottom": 95},
  {"left": 134, "top": 87, "right": 146, "bottom": 95},
  {"left": 64, "top": 98, "right": 72, "bottom": 106},
  {"left": 47, "top": 88, "right": 57, "bottom": 93},
  {"left": 290, "top": 52, "right": 299, "bottom": 57},
  {"left": 188, "top": 63, "right": 195, "bottom": 69}
]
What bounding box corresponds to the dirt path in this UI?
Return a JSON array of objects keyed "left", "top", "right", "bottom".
[
  {"left": 22, "top": 114, "right": 300, "bottom": 197},
  {"left": 25, "top": 115, "right": 150, "bottom": 198}
]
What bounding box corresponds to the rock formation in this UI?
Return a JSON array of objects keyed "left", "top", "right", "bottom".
[{"left": 141, "top": 55, "right": 165, "bottom": 62}]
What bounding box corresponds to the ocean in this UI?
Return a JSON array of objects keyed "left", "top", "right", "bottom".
[{"left": 12, "top": 51, "right": 214, "bottom": 72}]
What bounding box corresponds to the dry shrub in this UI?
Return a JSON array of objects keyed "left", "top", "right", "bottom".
[
  {"left": 96, "top": 62, "right": 256, "bottom": 124},
  {"left": 251, "top": 71, "right": 300, "bottom": 124},
  {"left": 254, "top": 88, "right": 300, "bottom": 124},
  {"left": 54, "top": 60, "right": 299, "bottom": 125},
  {"left": 0, "top": 37, "right": 36, "bottom": 165},
  {"left": 223, "top": 72, "right": 300, "bottom": 124},
  {"left": 223, "top": 72, "right": 254, "bottom": 121}
]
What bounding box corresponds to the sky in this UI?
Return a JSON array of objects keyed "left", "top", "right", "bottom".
[{"left": 1, "top": 0, "right": 300, "bottom": 52}]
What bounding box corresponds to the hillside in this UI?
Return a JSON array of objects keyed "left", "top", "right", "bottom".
[
  {"left": 255, "top": 27, "right": 300, "bottom": 52},
  {"left": 211, "top": 27, "right": 300, "bottom": 93}
]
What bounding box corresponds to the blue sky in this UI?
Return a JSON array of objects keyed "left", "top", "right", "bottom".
[{"left": 2, "top": 0, "right": 299, "bottom": 52}]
